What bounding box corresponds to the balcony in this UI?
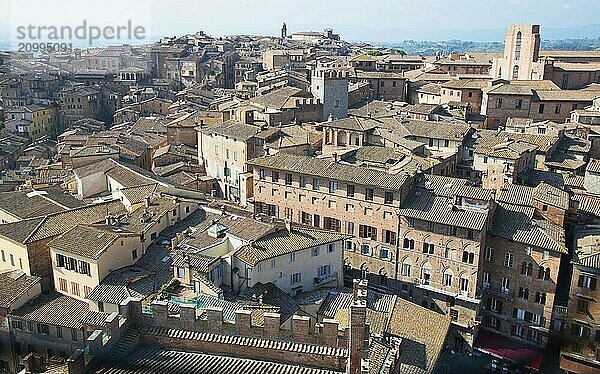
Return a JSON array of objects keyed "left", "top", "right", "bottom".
[{"left": 486, "top": 285, "right": 515, "bottom": 300}]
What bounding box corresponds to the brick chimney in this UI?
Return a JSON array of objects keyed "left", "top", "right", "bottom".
[{"left": 348, "top": 279, "right": 368, "bottom": 374}]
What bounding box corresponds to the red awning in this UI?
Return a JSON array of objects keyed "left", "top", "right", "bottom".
[{"left": 474, "top": 329, "right": 544, "bottom": 371}]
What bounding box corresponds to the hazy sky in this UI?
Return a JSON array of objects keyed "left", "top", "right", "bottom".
[{"left": 2, "top": 0, "right": 600, "bottom": 45}]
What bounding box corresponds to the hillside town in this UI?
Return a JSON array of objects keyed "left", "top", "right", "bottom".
[{"left": 0, "top": 21, "right": 600, "bottom": 374}]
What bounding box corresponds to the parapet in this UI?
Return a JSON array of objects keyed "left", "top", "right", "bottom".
[{"left": 135, "top": 298, "right": 344, "bottom": 347}]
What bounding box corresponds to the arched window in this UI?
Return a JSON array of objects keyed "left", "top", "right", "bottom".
[
  {"left": 538, "top": 266, "right": 545, "bottom": 279},
  {"left": 443, "top": 269, "right": 453, "bottom": 287},
  {"left": 512, "top": 65, "right": 519, "bottom": 79},
  {"left": 515, "top": 31, "right": 522, "bottom": 60},
  {"left": 527, "top": 263, "right": 533, "bottom": 276},
  {"left": 421, "top": 263, "right": 432, "bottom": 285},
  {"left": 524, "top": 288, "right": 529, "bottom": 299},
  {"left": 535, "top": 291, "right": 545, "bottom": 304},
  {"left": 521, "top": 262, "right": 527, "bottom": 274},
  {"left": 544, "top": 268, "right": 551, "bottom": 281}
]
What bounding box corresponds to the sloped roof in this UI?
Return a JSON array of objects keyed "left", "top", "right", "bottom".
[
  {"left": 489, "top": 202, "right": 567, "bottom": 253},
  {"left": 248, "top": 153, "right": 411, "bottom": 190},
  {"left": 399, "top": 188, "right": 489, "bottom": 231},
  {"left": 236, "top": 224, "right": 349, "bottom": 266}
]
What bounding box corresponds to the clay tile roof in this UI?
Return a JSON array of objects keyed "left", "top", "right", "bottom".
[
  {"left": 0, "top": 270, "right": 40, "bottom": 309},
  {"left": 201, "top": 120, "right": 262, "bottom": 141},
  {"left": 93, "top": 344, "right": 342, "bottom": 374},
  {"left": 399, "top": 188, "right": 490, "bottom": 231},
  {"left": 10, "top": 292, "right": 89, "bottom": 329},
  {"left": 236, "top": 224, "right": 350, "bottom": 266},
  {"left": 490, "top": 202, "right": 567, "bottom": 253},
  {"left": 0, "top": 191, "right": 67, "bottom": 220},
  {"left": 387, "top": 297, "right": 451, "bottom": 374},
  {"left": 48, "top": 225, "right": 134, "bottom": 260},
  {"left": 248, "top": 153, "right": 411, "bottom": 190}
]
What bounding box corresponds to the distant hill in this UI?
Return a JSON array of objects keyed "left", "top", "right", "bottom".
[{"left": 378, "top": 38, "right": 600, "bottom": 56}]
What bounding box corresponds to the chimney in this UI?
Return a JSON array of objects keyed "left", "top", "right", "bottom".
[
  {"left": 105, "top": 214, "right": 112, "bottom": 226},
  {"left": 144, "top": 196, "right": 151, "bottom": 208},
  {"left": 328, "top": 113, "right": 334, "bottom": 122},
  {"left": 348, "top": 298, "right": 368, "bottom": 374}
]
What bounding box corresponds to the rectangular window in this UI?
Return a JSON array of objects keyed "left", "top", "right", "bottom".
[
  {"left": 577, "top": 298, "right": 590, "bottom": 314},
  {"left": 444, "top": 273, "right": 453, "bottom": 287},
  {"left": 365, "top": 188, "right": 374, "bottom": 201},
  {"left": 555, "top": 104, "right": 561, "bottom": 114},
  {"left": 539, "top": 104, "right": 545, "bottom": 114},
  {"left": 402, "top": 263, "right": 411, "bottom": 277},
  {"left": 579, "top": 274, "right": 597, "bottom": 290},
  {"left": 71, "top": 282, "right": 80, "bottom": 296},
  {"left": 345, "top": 221, "right": 355, "bottom": 235},
  {"left": 285, "top": 173, "right": 292, "bottom": 185},
  {"left": 328, "top": 243, "right": 335, "bottom": 253},
  {"left": 358, "top": 225, "right": 377, "bottom": 241},
  {"left": 328, "top": 181, "right": 338, "bottom": 193},
  {"left": 132, "top": 249, "right": 138, "bottom": 260},
  {"left": 318, "top": 264, "right": 332, "bottom": 279},
  {"left": 384, "top": 191, "right": 393, "bottom": 204},
  {"left": 504, "top": 252, "right": 514, "bottom": 268},
  {"left": 484, "top": 247, "right": 494, "bottom": 262},
  {"left": 312, "top": 248, "right": 320, "bottom": 257},
  {"left": 233, "top": 151, "right": 238, "bottom": 161},
  {"left": 59, "top": 278, "right": 68, "bottom": 292},
  {"left": 291, "top": 273, "right": 302, "bottom": 284},
  {"left": 312, "top": 178, "right": 321, "bottom": 190},
  {"left": 515, "top": 99, "right": 522, "bottom": 109},
  {"left": 271, "top": 171, "right": 279, "bottom": 182},
  {"left": 71, "top": 328, "right": 78, "bottom": 341},
  {"left": 37, "top": 323, "right": 49, "bottom": 335},
  {"left": 290, "top": 253, "right": 296, "bottom": 263},
  {"left": 383, "top": 230, "right": 397, "bottom": 245},
  {"left": 56, "top": 326, "right": 63, "bottom": 339},
  {"left": 380, "top": 248, "right": 390, "bottom": 260},
  {"left": 347, "top": 185, "right": 355, "bottom": 197},
  {"left": 177, "top": 267, "right": 185, "bottom": 278},
  {"left": 259, "top": 169, "right": 266, "bottom": 180},
  {"left": 501, "top": 277, "right": 510, "bottom": 293},
  {"left": 270, "top": 259, "right": 276, "bottom": 268},
  {"left": 495, "top": 98, "right": 502, "bottom": 108},
  {"left": 299, "top": 175, "right": 307, "bottom": 188},
  {"left": 214, "top": 145, "right": 218, "bottom": 155}
]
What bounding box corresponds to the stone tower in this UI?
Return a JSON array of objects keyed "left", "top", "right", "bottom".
[
  {"left": 281, "top": 23, "right": 287, "bottom": 40},
  {"left": 491, "top": 25, "right": 545, "bottom": 80},
  {"left": 310, "top": 68, "right": 349, "bottom": 121}
]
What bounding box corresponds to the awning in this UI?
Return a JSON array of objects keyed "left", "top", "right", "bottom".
[{"left": 474, "top": 329, "right": 544, "bottom": 371}]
